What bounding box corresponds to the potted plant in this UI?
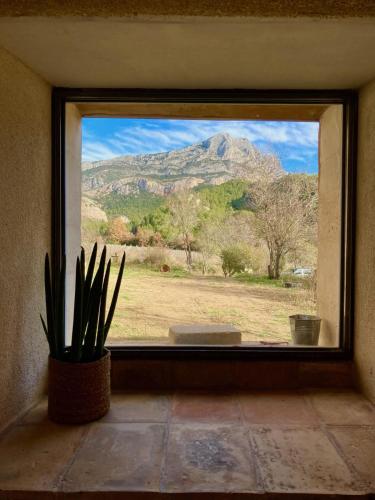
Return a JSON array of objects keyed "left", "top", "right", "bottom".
[
  {"left": 41, "top": 243, "right": 125, "bottom": 424},
  {"left": 289, "top": 314, "right": 321, "bottom": 346}
]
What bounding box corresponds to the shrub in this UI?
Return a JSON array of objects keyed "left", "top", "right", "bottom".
[
  {"left": 221, "top": 244, "right": 257, "bottom": 277},
  {"left": 143, "top": 247, "right": 170, "bottom": 268},
  {"left": 135, "top": 227, "right": 153, "bottom": 246},
  {"left": 106, "top": 217, "right": 132, "bottom": 244},
  {"left": 131, "top": 227, "right": 165, "bottom": 247},
  {"left": 191, "top": 258, "right": 218, "bottom": 275}
]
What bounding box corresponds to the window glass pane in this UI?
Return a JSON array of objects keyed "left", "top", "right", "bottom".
[{"left": 65, "top": 103, "right": 343, "bottom": 348}]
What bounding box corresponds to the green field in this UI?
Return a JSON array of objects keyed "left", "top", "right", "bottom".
[{"left": 105, "top": 264, "right": 316, "bottom": 345}]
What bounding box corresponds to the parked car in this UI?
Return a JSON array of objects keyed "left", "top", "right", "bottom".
[{"left": 293, "top": 267, "right": 313, "bottom": 277}]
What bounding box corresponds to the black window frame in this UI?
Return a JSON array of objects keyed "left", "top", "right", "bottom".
[{"left": 52, "top": 88, "right": 358, "bottom": 360}]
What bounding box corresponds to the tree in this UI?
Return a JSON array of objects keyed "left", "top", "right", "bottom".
[
  {"left": 167, "top": 191, "right": 200, "bottom": 269},
  {"left": 106, "top": 217, "right": 132, "bottom": 244},
  {"left": 141, "top": 206, "right": 176, "bottom": 244},
  {"left": 248, "top": 174, "right": 318, "bottom": 279},
  {"left": 195, "top": 219, "right": 220, "bottom": 275},
  {"left": 134, "top": 227, "right": 152, "bottom": 247},
  {"left": 221, "top": 243, "right": 255, "bottom": 277}
]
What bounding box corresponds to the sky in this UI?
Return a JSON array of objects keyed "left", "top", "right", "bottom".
[{"left": 82, "top": 118, "right": 319, "bottom": 174}]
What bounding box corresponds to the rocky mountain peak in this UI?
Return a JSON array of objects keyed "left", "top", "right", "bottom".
[
  {"left": 201, "top": 133, "right": 256, "bottom": 160},
  {"left": 82, "top": 133, "right": 284, "bottom": 197}
]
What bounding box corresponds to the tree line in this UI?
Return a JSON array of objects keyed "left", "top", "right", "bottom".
[{"left": 84, "top": 173, "right": 318, "bottom": 280}]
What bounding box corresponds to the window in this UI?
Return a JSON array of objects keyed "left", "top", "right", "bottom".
[{"left": 53, "top": 90, "right": 357, "bottom": 358}]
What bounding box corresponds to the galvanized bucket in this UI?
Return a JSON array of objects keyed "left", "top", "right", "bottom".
[{"left": 289, "top": 314, "right": 321, "bottom": 346}]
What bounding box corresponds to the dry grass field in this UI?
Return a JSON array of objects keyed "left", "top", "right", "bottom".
[{"left": 106, "top": 264, "right": 316, "bottom": 345}]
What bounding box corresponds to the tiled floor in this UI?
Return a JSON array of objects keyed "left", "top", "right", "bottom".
[{"left": 0, "top": 389, "right": 374, "bottom": 499}]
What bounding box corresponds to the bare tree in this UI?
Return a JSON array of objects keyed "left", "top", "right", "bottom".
[
  {"left": 243, "top": 149, "right": 283, "bottom": 183},
  {"left": 248, "top": 174, "right": 318, "bottom": 279},
  {"left": 196, "top": 212, "right": 264, "bottom": 275},
  {"left": 167, "top": 191, "right": 200, "bottom": 269},
  {"left": 195, "top": 221, "right": 217, "bottom": 274}
]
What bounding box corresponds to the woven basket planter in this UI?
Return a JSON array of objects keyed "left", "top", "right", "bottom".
[{"left": 48, "top": 349, "right": 111, "bottom": 424}]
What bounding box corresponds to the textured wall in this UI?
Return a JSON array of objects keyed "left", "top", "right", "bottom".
[
  {"left": 0, "top": 46, "right": 51, "bottom": 430},
  {"left": 1, "top": 0, "right": 375, "bottom": 18},
  {"left": 316, "top": 106, "right": 342, "bottom": 346},
  {"left": 2, "top": 18, "right": 375, "bottom": 90},
  {"left": 65, "top": 104, "right": 82, "bottom": 342},
  {"left": 355, "top": 81, "right": 375, "bottom": 403}
]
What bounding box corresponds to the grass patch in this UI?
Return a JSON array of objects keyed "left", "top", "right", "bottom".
[
  {"left": 105, "top": 263, "right": 316, "bottom": 344},
  {"left": 113, "top": 262, "right": 190, "bottom": 279},
  {"left": 234, "top": 273, "right": 284, "bottom": 287},
  {"left": 161, "top": 266, "right": 190, "bottom": 278}
]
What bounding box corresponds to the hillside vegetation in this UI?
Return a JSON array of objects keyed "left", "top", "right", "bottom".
[{"left": 82, "top": 133, "right": 318, "bottom": 279}]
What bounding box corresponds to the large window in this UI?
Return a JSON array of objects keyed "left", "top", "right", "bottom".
[{"left": 54, "top": 90, "right": 357, "bottom": 358}]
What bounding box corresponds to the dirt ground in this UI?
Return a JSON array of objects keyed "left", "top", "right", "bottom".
[{"left": 106, "top": 265, "right": 316, "bottom": 345}]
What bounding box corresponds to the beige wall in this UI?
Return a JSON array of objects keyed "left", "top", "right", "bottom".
[
  {"left": 1, "top": 1, "right": 374, "bottom": 18},
  {"left": 0, "top": 46, "right": 51, "bottom": 430},
  {"left": 65, "top": 104, "right": 82, "bottom": 342},
  {"left": 355, "top": 80, "right": 375, "bottom": 402},
  {"left": 316, "top": 106, "right": 342, "bottom": 346}
]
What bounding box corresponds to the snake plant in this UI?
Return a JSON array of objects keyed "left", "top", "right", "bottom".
[{"left": 41, "top": 244, "right": 126, "bottom": 362}]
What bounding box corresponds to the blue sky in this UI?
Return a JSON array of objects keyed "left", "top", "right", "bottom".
[{"left": 82, "top": 118, "right": 319, "bottom": 174}]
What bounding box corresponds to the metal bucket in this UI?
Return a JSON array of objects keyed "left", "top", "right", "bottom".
[{"left": 289, "top": 314, "right": 321, "bottom": 346}]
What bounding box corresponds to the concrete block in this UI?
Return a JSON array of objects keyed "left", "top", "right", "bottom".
[{"left": 169, "top": 324, "right": 241, "bottom": 345}]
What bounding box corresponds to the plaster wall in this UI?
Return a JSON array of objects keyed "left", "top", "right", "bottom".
[
  {"left": 2, "top": 18, "right": 375, "bottom": 89},
  {"left": 316, "top": 106, "right": 342, "bottom": 346},
  {"left": 0, "top": 46, "right": 51, "bottom": 430},
  {"left": 65, "top": 104, "right": 82, "bottom": 342},
  {"left": 0, "top": 0, "right": 374, "bottom": 18},
  {"left": 355, "top": 80, "right": 375, "bottom": 402}
]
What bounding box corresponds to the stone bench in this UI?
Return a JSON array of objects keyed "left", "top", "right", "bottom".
[{"left": 169, "top": 323, "right": 241, "bottom": 345}]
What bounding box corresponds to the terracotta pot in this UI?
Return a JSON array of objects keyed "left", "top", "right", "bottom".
[{"left": 48, "top": 350, "right": 110, "bottom": 424}]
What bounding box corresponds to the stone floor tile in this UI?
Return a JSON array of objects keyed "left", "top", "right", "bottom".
[
  {"left": 62, "top": 423, "right": 165, "bottom": 492},
  {"left": 239, "top": 391, "right": 318, "bottom": 426},
  {"left": 307, "top": 390, "right": 375, "bottom": 425},
  {"left": 171, "top": 392, "right": 240, "bottom": 423},
  {"left": 250, "top": 426, "right": 363, "bottom": 495},
  {"left": 328, "top": 425, "right": 375, "bottom": 491},
  {"left": 0, "top": 493, "right": 57, "bottom": 499},
  {"left": 0, "top": 422, "right": 86, "bottom": 491},
  {"left": 20, "top": 398, "right": 48, "bottom": 424},
  {"left": 101, "top": 392, "right": 170, "bottom": 423},
  {"left": 162, "top": 424, "right": 260, "bottom": 493}
]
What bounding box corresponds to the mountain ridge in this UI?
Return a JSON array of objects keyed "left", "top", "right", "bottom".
[{"left": 82, "top": 132, "right": 284, "bottom": 197}]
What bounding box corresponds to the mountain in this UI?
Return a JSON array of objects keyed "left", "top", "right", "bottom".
[
  {"left": 81, "top": 196, "right": 108, "bottom": 221},
  {"left": 82, "top": 133, "right": 284, "bottom": 198}
]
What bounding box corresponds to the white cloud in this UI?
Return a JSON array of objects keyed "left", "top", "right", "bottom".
[
  {"left": 82, "top": 141, "right": 120, "bottom": 162},
  {"left": 81, "top": 118, "right": 319, "bottom": 170}
]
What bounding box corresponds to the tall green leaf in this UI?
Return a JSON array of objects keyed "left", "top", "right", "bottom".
[
  {"left": 96, "top": 259, "right": 111, "bottom": 358},
  {"left": 80, "top": 247, "right": 85, "bottom": 280},
  {"left": 40, "top": 314, "right": 54, "bottom": 354},
  {"left": 83, "top": 246, "right": 106, "bottom": 359},
  {"left": 41, "top": 244, "right": 125, "bottom": 363},
  {"left": 44, "top": 254, "right": 57, "bottom": 357},
  {"left": 82, "top": 242, "right": 97, "bottom": 334},
  {"left": 71, "top": 257, "right": 83, "bottom": 362},
  {"left": 104, "top": 252, "right": 126, "bottom": 342},
  {"left": 55, "top": 255, "right": 66, "bottom": 357}
]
